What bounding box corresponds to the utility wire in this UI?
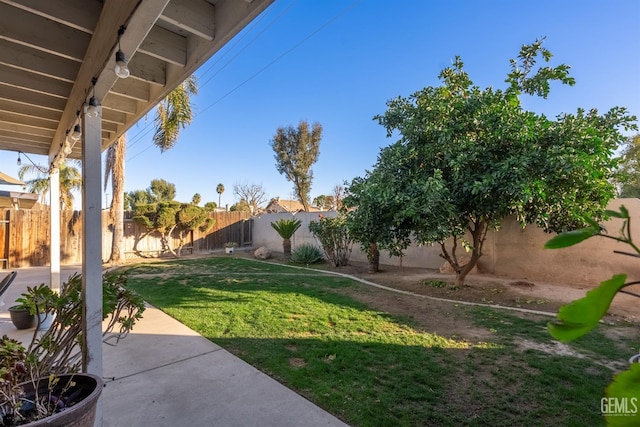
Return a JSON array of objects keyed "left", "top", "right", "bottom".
[
  {"left": 125, "top": 1, "right": 295, "bottom": 153},
  {"left": 127, "top": 0, "right": 361, "bottom": 164}
]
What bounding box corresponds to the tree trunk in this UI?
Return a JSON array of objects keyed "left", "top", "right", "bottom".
[
  {"left": 367, "top": 241, "right": 379, "bottom": 273},
  {"left": 283, "top": 238, "right": 292, "bottom": 256},
  {"left": 108, "top": 136, "right": 126, "bottom": 264},
  {"left": 442, "top": 218, "right": 489, "bottom": 287}
]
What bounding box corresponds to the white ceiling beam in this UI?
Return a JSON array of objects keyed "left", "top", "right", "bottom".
[
  {"left": 111, "top": 79, "right": 150, "bottom": 102},
  {"left": 0, "top": 121, "right": 55, "bottom": 138},
  {"left": 139, "top": 25, "right": 187, "bottom": 66},
  {"left": 0, "top": 84, "right": 66, "bottom": 112},
  {"left": 0, "top": 138, "right": 48, "bottom": 154},
  {"left": 0, "top": 128, "right": 53, "bottom": 144},
  {"left": 102, "top": 93, "right": 139, "bottom": 115},
  {"left": 159, "top": 0, "right": 215, "bottom": 41},
  {"left": 102, "top": 109, "right": 127, "bottom": 126},
  {"left": 128, "top": 52, "right": 167, "bottom": 86},
  {"left": 0, "top": 40, "right": 79, "bottom": 82},
  {"left": 0, "top": 99, "right": 61, "bottom": 122},
  {"left": 0, "top": 64, "right": 72, "bottom": 99},
  {"left": 1, "top": 0, "right": 102, "bottom": 34},
  {"left": 0, "top": 2, "right": 90, "bottom": 61},
  {"left": 0, "top": 111, "right": 56, "bottom": 132}
]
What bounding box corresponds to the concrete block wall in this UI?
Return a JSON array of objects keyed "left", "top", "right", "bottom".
[{"left": 251, "top": 198, "right": 640, "bottom": 287}]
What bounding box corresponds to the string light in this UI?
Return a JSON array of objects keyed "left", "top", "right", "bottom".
[{"left": 115, "top": 26, "right": 130, "bottom": 78}]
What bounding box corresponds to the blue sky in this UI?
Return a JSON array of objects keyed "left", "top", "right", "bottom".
[{"left": 3, "top": 0, "right": 640, "bottom": 209}]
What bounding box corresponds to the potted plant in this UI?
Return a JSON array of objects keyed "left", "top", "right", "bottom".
[
  {"left": 0, "top": 335, "right": 102, "bottom": 426},
  {"left": 224, "top": 242, "right": 237, "bottom": 254},
  {"left": 18, "top": 284, "right": 57, "bottom": 331},
  {"left": 0, "top": 271, "right": 145, "bottom": 426},
  {"left": 8, "top": 303, "right": 34, "bottom": 330}
]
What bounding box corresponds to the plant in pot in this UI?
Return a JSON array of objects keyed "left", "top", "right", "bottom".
[
  {"left": 224, "top": 242, "right": 238, "bottom": 255},
  {"left": 0, "top": 271, "right": 145, "bottom": 426},
  {"left": 17, "top": 285, "right": 57, "bottom": 331},
  {"left": 7, "top": 302, "right": 34, "bottom": 330}
]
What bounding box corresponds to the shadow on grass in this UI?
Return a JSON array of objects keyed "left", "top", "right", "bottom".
[
  {"left": 208, "top": 335, "right": 610, "bottom": 427},
  {"left": 123, "top": 257, "right": 617, "bottom": 426}
]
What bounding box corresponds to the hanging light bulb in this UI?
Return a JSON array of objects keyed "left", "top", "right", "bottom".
[
  {"left": 16, "top": 153, "right": 21, "bottom": 166},
  {"left": 115, "top": 50, "right": 130, "bottom": 78},
  {"left": 115, "top": 26, "right": 130, "bottom": 78},
  {"left": 86, "top": 96, "right": 99, "bottom": 118},
  {"left": 71, "top": 124, "right": 82, "bottom": 141}
]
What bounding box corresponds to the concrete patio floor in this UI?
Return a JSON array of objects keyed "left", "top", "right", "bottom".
[{"left": 0, "top": 266, "right": 349, "bottom": 427}]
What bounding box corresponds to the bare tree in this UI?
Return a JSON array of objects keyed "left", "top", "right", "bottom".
[
  {"left": 332, "top": 184, "right": 344, "bottom": 210},
  {"left": 233, "top": 182, "right": 268, "bottom": 215}
]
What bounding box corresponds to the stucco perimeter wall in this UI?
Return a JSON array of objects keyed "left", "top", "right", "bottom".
[{"left": 251, "top": 198, "right": 640, "bottom": 287}]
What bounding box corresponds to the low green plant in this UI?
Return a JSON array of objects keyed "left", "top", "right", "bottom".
[
  {"left": 545, "top": 205, "right": 639, "bottom": 425},
  {"left": 270, "top": 218, "right": 302, "bottom": 256},
  {"left": 424, "top": 279, "right": 447, "bottom": 288},
  {"left": 308, "top": 213, "right": 352, "bottom": 267},
  {"left": 290, "top": 243, "right": 324, "bottom": 265}
]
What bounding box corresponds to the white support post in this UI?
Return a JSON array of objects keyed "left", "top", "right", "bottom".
[
  {"left": 49, "top": 167, "right": 61, "bottom": 292},
  {"left": 81, "top": 103, "right": 103, "bottom": 427}
]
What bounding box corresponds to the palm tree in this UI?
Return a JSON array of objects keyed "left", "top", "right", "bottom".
[
  {"left": 192, "top": 193, "right": 201, "bottom": 205},
  {"left": 104, "top": 135, "right": 126, "bottom": 263},
  {"left": 270, "top": 218, "right": 302, "bottom": 256},
  {"left": 105, "top": 75, "right": 198, "bottom": 264},
  {"left": 153, "top": 75, "right": 198, "bottom": 151},
  {"left": 19, "top": 161, "right": 81, "bottom": 209},
  {"left": 216, "top": 183, "right": 224, "bottom": 209}
]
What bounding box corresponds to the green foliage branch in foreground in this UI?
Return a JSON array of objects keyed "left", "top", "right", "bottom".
[{"left": 545, "top": 205, "right": 640, "bottom": 425}]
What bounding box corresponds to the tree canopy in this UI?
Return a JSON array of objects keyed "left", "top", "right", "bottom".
[
  {"left": 614, "top": 134, "right": 640, "bottom": 198},
  {"left": 149, "top": 179, "right": 176, "bottom": 202},
  {"left": 348, "top": 39, "right": 637, "bottom": 285},
  {"left": 132, "top": 201, "right": 214, "bottom": 257},
  {"left": 18, "top": 161, "right": 81, "bottom": 209},
  {"left": 271, "top": 120, "right": 322, "bottom": 212}
]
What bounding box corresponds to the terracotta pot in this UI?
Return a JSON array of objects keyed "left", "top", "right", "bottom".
[
  {"left": 8, "top": 306, "right": 34, "bottom": 329},
  {"left": 14, "top": 373, "right": 103, "bottom": 427}
]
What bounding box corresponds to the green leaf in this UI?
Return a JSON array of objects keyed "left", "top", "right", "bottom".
[
  {"left": 548, "top": 274, "right": 627, "bottom": 341},
  {"left": 605, "top": 364, "right": 640, "bottom": 426},
  {"left": 544, "top": 227, "right": 599, "bottom": 249},
  {"left": 606, "top": 208, "right": 629, "bottom": 219}
]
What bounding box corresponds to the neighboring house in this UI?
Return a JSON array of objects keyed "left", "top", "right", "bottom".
[{"left": 265, "top": 198, "right": 322, "bottom": 213}]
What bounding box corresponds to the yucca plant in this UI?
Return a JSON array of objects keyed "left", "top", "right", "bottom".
[
  {"left": 290, "top": 243, "right": 325, "bottom": 265},
  {"left": 270, "top": 218, "right": 302, "bottom": 256}
]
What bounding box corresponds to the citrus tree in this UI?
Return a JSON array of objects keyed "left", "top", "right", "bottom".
[{"left": 361, "top": 38, "right": 635, "bottom": 286}]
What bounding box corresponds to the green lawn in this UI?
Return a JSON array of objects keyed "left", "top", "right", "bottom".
[{"left": 122, "top": 256, "right": 636, "bottom": 426}]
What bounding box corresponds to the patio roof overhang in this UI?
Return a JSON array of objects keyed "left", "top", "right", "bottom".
[
  {"left": 0, "top": 0, "right": 275, "bottom": 406},
  {"left": 0, "top": 0, "right": 274, "bottom": 162}
]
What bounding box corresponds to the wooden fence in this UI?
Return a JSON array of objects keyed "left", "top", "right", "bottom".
[{"left": 0, "top": 208, "right": 251, "bottom": 268}]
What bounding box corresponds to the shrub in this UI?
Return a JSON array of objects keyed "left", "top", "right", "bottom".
[
  {"left": 271, "top": 218, "right": 302, "bottom": 256},
  {"left": 309, "top": 213, "right": 353, "bottom": 267},
  {"left": 290, "top": 243, "right": 325, "bottom": 265}
]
